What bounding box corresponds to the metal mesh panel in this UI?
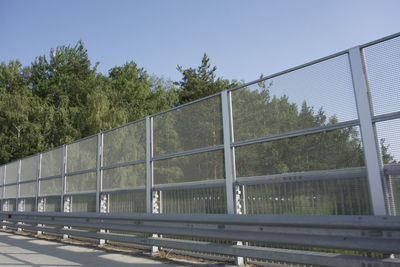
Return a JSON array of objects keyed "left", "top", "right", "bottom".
[
  {"left": 388, "top": 175, "right": 400, "bottom": 216},
  {"left": 103, "top": 120, "right": 146, "bottom": 166},
  {"left": 363, "top": 36, "right": 400, "bottom": 116},
  {"left": 71, "top": 194, "right": 96, "bottom": 212},
  {"left": 232, "top": 54, "right": 357, "bottom": 142},
  {"left": 102, "top": 164, "right": 145, "bottom": 190},
  {"left": 235, "top": 127, "right": 364, "bottom": 177},
  {"left": 67, "top": 136, "right": 97, "bottom": 172},
  {"left": 7, "top": 199, "right": 16, "bottom": 211},
  {"left": 161, "top": 186, "right": 227, "bottom": 214},
  {"left": 5, "top": 161, "right": 18, "bottom": 184},
  {"left": 0, "top": 186, "right": 2, "bottom": 199},
  {"left": 244, "top": 177, "right": 371, "bottom": 215},
  {"left": 375, "top": 119, "right": 400, "bottom": 164},
  {"left": 20, "top": 155, "right": 38, "bottom": 181},
  {"left": 39, "top": 178, "right": 61, "bottom": 196},
  {"left": 153, "top": 95, "right": 223, "bottom": 156},
  {"left": 108, "top": 191, "right": 146, "bottom": 213},
  {"left": 41, "top": 147, "right": 63, "bottom": 178},
  {"left": 43, "top": 196, "right": 61, "bottom": 212},
  {"left": 23, "top": 198, "right": 36, "bottom": 212},
  {"left": 0, "top": 165, "right": 4, "bottom": 185},
  {"left": 20, "top": 182, "right": 36, "bottom": 197},
  {"left": 153, "top": 150, "right": 225, "bottom": 185},
  {"left": 66, "top": 172, "right": 96, "bottom": 193},
  {"left": 4, "top": 185, "right": 16, "bottom": 199}
]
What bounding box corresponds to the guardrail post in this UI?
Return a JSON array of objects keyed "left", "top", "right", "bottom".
[
  {"left": 349, "top": 47, "right": 387, "bottom": 216},
  {"left": 221, "top": 90, "right": 244, "bottom": 266},
  {"left": 146, "top": 116, "right": 159, "bottom": 254}
]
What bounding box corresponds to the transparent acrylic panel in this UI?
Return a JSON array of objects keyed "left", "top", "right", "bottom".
[
  {"left": 4, "top": 185, "right": 16, "bottom": 198},
  {"left": 108, "top": 191, "right": 146, "bottom": 213},
  {"left": 235, "top": 127, "right": 364, "bottom": 177},
  {"left": 162, "top": 186, "right": 227, "bottom": 214},
  {"left": 5, "top": 161, "right": 18, "bottom": 184},
  {"left": 153, "top": 95, "right": 223, "bottom": 156},
  {"left": 43, "top": 196, "right": 61, "bottom": 212},
  {"left": 363, "top": 36, "right": 400, "bottom": 116},
  {"left": 20, "top": 181, "right": 36, "bottom": 197},
  {"left": 67, "top": 136, "right": 97, "bottom": 172},
  {"left": 154, "top": 150, "right": 225, "bottom": 185},
  {"left": 103, "top": 120, "right": 146, "bottom": 166},
  {"left": 232, "top": 54, "right": 357, "bottom": 142},
  {"left": 71, "top": 194, "right": 96, "bottom": 212},
  {"left": 39, "top": 178, "right": 61, "bottom": 196},
  {"left": 21, "top": 155, "right": 38, "bottom": 181},
  {"left": 41, "top": 147, "right": 63, "bottom": 178},
  {"left": 0, "top": 165, "right": 3, "bottom": 185},
  {"left": 103, "top": 164, "right": 145, "bottom": 190},
  {"left": 23, "top": 198, "right": 36, "bottom": 212},
  {"left": 244, "top": 177, "right": 371, "bottom": 215},
  {"left": 66, "top": 172, "right": 96, "bottom": 193},
  {"left": 375, "top": 119, "right": 400, "bottom": 164}
]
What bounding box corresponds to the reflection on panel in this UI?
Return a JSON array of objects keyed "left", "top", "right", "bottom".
[
  {"left": 20, "top": 182, "right": 36, "bottom": 197},
  {"left": 235, "top": 127, "right": 364, "bottom": 177},
  {"left": 153, "top": 95, "right": 223, "bottom": 156},
  {"left": 41, "top": 147, "right": 63, "bottom": 178},
  {"left": 21, "top": 155, "right": 38, "bottom": 181},
  {"left": 103, "top": 121, "right": 146, "bottom": 166},
  {"left": 67, "top": 136, "right": 97, "bottom": 172},
  {"left": 161, "top": 187, "right": 227, "bottom": 214},
  {"left": 154, "top": 150, "right": 225, "bottom": 184},
  {"left": 103, "top": 164, "right": 145, "bottom": 190},
  {"left": 244, "top": 177, "right": 371, "bottom": 215},
  {"left": 4, "top": 185, "right": 16, "bottom": 199},
  {"left": 66, "top": 172, "right": 96, "bottom": 193},
  {"left": 42, "top": 196, "right": 61, "bottom": 212},
  {"left": 40, "top": 178, "right": 61, "bottom": 196},
  {"left": 108, "top": 191, "right": 146, "bottom": 213},
  {"left": 5, "top": 161, "right": 18, "bottom": 184},
  {"left": 232, "top": 54, "right": 357, "bottom": 142},
  {"left": 71, "top": 194, "right": 96, "bottom": 212},
  {"left": 363, "top": 36, "right": 400, "bottom": 116}
]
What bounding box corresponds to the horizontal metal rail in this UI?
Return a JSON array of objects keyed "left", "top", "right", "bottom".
[{"left": 1, "top": 212, "right": 400, "bottom": 267}]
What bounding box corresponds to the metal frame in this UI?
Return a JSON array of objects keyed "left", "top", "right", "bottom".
[
  {"left": 61, "top": 145, "right": 66, "bottom": 212},
  {"left": 349, "top": 47, "right": 387, "bottom": 215},
  {"left": 96, "top": 133, "right": 102, "bottom": 213},
  {"left": 146, "top": 116, "right": 153, "bottom": 214}
]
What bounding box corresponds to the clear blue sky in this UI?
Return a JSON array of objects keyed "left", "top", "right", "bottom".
[{"left": 0, "top": 0, "right": 399, "bottom": 83}]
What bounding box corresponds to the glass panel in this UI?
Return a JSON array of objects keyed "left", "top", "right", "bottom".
[
  {"left": 161, "top": 187, "right": 227, "bottom": 214},
  {"left": 20, "top": 182, "right": 36, "bottom": 197},
  {"left": 5, "top": 185, "right": 16, "bottom": 198},
  {"left": 21, "top": 155, "right": 38, "bottom": 181},
  {"left": 103, "top": 120, "right": 146, "bottom": 166},
  {"left": 235, "top": 127, "right": 364, "bottom": 177},
  {"left": 5, "top": 161, "right": 18, "bottom": 184},
  {"left": 43, "top": 196, "right": 61, "bottom": 212},
  {"left": 244, "top": 177, "right": 371, "bottom": 215},
  {"left": 41, "top": 147, "right": 63, "bottom": 178},
  {"left": 153, "top": 95, "right": 223, "bottom": 156},
  {"left": 67, "top": 136, "right": 97, "bottom": 172},
  {"left": 66, "top": 172, "right": 96, "bottom": 193},
  {"left": 363, "top": 36, "right": 400, "bottom": 116},
  {"left": 154, "top": 150, "right": 225, "bottom": 184},
  {"left": 71, "top": 194, "right": 96, "bottom": 212},
  {"left": 103, "top": 164, "right": 145, "bottom": 190},
  {"left": 108, "top": 191, "right": 146, "bottom": 213},
  {"left": 40, "top": 178, "right": 61, "bottom": 196},
  {"left": 232, "top": 54, "right": 357, "bottom": 142}
]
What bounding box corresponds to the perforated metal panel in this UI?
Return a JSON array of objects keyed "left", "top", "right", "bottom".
[
  {"left": 102, "top": 164, "right": 145, "bottom": 190},
  {"left": 108, "top": 191, "right": 146, "bottom": 213},
  {"left": 4, "top": 185, "right": 16, "bottom": 199},
  {"left": 20, "top": 155, "right": 38, "bottom": 181},
  {"left": 41, "top": 147, "right": 63, "bottom": 178},
  {"left": 39, "top": 178, "right": 61, "bottom": 196},
  {"left": 71, "top": 194, "right": 96, "bottom": 212},
  {"left": 20, "top": 182, "right": 36, "bottom": 197},
  {"left": 5, "top": 161, "right": 18, "bottom": 184},
  {"left": 67, "top": 136, "right": 97, "bottom": 172},
  {"left": 153, "top": 95, "right": 223, "bottom": 156},
  {"left": 66, "top": 172, "right": 96, "bottom": 193}
]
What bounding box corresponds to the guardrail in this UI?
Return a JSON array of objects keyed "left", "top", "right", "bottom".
[{"left": 1, "top": 211, "right": 400, "bottom": 266}]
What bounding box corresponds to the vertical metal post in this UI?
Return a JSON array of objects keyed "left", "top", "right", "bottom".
[
  {"left": 349, "top": 47, "right": 387, "bottom": 216},
  {"left": 17, "top": 160, "right": 21, "bottom": 212},
  {"left": 2, "top": 166, "right": 5, "bottom": 211},
  {"left": 96, "top": 133, "right": 103, "bottom": 213},
  {"left": 36, "top": 154, "right": 42, "bottom": 212},
  {"left": 222, "top": 90, "right": 244, "bottom": 266},
  {"left": 221, "top": 90, "right": 235, "bottom": 214},
  {"left": 146, "top": 116, "right": 153, "bottom": 214},
  {"left": 61, "top": 144, "right": 67, "bottom": 212}
]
